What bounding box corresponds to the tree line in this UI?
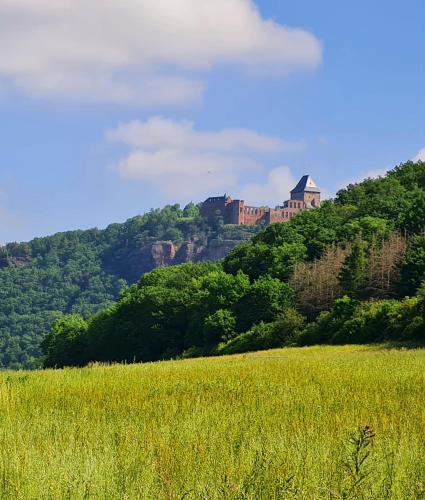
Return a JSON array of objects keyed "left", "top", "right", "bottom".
[
  {"left": 0, "top": 203, "right": 259, "bottom": 369},
  {"left": 41, "top": 161, "right": 425, "bottom": 367}
]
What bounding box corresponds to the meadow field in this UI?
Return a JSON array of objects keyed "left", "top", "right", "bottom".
[{"left": 0, "top": 345, "right": 424, "bottom": 499}]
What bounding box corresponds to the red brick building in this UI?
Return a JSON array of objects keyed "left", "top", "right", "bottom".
[{"left": 201, "top": 175, "right": 321, "bottom": 225}]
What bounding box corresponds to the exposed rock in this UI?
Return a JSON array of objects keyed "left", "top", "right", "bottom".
[
  {"left": 175, "top": 242, "right": 205, "bottom": 263},
  {"left": 123, "top": 241, "right": 173, "bottom": 282},
  {"left": 200, "top": 240, "right": 241, "bottom": 261},
  {"left": 151, "top": 241, "right": 176, "bottom": 267},
  {"left": 117, "top": 239, "right": 241, "bottom": 283}
]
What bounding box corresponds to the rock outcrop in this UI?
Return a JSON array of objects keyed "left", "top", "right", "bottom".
[{"left": 118, "top": 239, "right": 240, "bottom": 283}]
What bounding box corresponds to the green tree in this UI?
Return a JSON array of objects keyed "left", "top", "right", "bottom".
[
  {"left": 339, "top": 239, "right": 368, "bottom": 298},
  {"left": 399, "top": 236, "right": 425, "bottom": 295},
  {"left": 234, "top": 275, "right": 294, "bottom": 332},
  {"left": 183, "top": 202, "right": 200, "bottom": 218},
  {"left": 41, "top": 315, "right": 88, "bottom": 368},
  {"left": 203, "top": 309, "right": 236, "bottom": 345}
]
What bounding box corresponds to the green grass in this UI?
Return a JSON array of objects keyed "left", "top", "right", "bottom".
[{"left": 0, "top": 345, "right": 424, "bottom": 499}]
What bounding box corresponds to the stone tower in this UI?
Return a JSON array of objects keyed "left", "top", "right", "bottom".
[{"left": 290, "top": 175, "right": 321, "bottom": 207}]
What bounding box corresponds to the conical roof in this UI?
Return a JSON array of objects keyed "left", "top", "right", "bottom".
[{"left": 290, "top": 175, "right": 320, "bottom": 193}]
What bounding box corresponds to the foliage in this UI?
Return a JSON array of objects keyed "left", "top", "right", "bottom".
[
  {"left": 339, "top": 239, "right": 368, "bottom": 298},
  {"left": 233, "top": 275, "right": 294, "bottom": 332},
  {"left": 203, "top": 309, "right": 236, "bottom": 345},
  {"left": 0, "top": 205, "right": 258, "bottom": 369},
  {"left": 399, "top": 235, "right": 425, "bottom": 295},
  {"left": 218, "top": 309, "right": 305, "bottom": 355},
  {"left": 38, "top": 160, "right": 425, "bottom": 367},
  {"left": 42, "top": 263, "right": 297, "bottom": 367},
  {"left": 41, "top": 315, "right": 88, "bottom": 368},
  {"left": 300, "top": 289, "right": 425, "bottom": 346}
]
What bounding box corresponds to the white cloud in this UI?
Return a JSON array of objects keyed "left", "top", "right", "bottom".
[
  {"left": 107, "top": 117, "right": 301, "bottom": 153},
  {"left": 413, "top": 148, "right": 425, "bottom": 162},
  {"left": 116, "top": 149, "right": 249, "bottom": 198},
  {"left": 0, "top": 0, "right": 322, "bottom": 104},
  {"left": 237, "top": 166, "right": 297, "bottom": 206},
  {"left": 15, "top": 74, "right": 204, "bottom": 106},
  {"left": 107, "top": 117, "right": 301, "bottom": 199}
]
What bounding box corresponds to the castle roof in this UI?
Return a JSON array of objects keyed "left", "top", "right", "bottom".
[
  {"left": 290, "top": 175, "right": 320, "bottom": 194},
  {"left": 204, "top": 194, "right": 233, "bottom": 204}
]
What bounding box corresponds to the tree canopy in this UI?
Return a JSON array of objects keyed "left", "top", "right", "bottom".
[
  {"left": 40, "top": 161, "right": 425, "bottom": 368},
  {"left": 0, "top": 204, "right": 259, "bottom": 368}
]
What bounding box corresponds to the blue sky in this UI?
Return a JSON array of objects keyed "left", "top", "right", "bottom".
[{"left": 0, "top": 0, "right": 424, "bottom": 243}]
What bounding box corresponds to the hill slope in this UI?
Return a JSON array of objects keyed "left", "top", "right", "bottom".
[
  {"left": 0, "top": 204, "right": 260, "bottom": 368},
  {"left": 42, "top": 161, "right": 425, "bottom": 368}
]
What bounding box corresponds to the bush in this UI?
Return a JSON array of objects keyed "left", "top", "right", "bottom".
[
  {"left": 203, "top": 309, "right": 237, "bottom": 345},
  {"left": 218, "top": 309, "right": 305, "bottom": 355},
  {"left": 299, "top": 291, "right": 425, "bottom": 346}
]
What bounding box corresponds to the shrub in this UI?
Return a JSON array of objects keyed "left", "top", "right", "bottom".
[
  {"left": 219, "top": 308, "right": 305, "bottom": 355},
  {"left": 203, "top": 309, "right": 237, "bottom": 345},
  {"left": 299, "top": 290, "right": 425, "bottom": 346}
]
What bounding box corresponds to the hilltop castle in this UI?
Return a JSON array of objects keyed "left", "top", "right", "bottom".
[{"left": 201, "top": 175, "right": 321, "bottom": 226}]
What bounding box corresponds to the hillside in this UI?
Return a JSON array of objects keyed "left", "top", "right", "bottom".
[
  {"left": 1, "top": 345, "right": 424, "bottom": 498},
  {"left": 0, "top": 204, "right": 260, "bottom": 369},
  {"left": 42, "top": 161, "right": 425, "bottom": 368}
]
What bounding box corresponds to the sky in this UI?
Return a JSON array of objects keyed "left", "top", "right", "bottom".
[{"left": 0, "top": 0, "right": 424, "bottom": 243}]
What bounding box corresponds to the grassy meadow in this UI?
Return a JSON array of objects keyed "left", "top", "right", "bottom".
[{"left": 0, "top": 345, "right": 424, "bottom": 499}]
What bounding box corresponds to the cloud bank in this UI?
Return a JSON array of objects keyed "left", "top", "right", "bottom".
[
  {"left": 238, "top": 166, "right": 297, "bottom": 206},
  {"left": 107, "top": 117, "right": 302, "bottom": 199},
  {"left": 0, "top": 0, "right": 322, "bottom": 104}
]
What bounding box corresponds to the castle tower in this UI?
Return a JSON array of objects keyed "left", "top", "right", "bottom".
[{"left": 290, "top": 175, "right": 321, "bottom": 207}]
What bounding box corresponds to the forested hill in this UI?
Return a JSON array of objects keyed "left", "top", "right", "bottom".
[
  {"left": 41, "top": 161, "right": 425, "bottom": 369},
  {"left": 0, "top": 203, "right": 260, "bottom": 369}
]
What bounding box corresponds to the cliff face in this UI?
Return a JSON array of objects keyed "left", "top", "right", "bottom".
[
  {"left": 0, "top": 208, "right": 259, "bottom": 369},
  {"left": 0, "top": 238, "right": 244, "bottom": 283},
  {"left": 120, "top": 239, "right": 241, "bottom": 283}
]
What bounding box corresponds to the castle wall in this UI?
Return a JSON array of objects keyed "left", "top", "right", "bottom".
[
  {"left": 225, "top": 200, "right": 245, "bottom": 225},
  {"left": 269, "top": 209, "right": 286, "bottom": 224},
  {"left": 200, "top": 196, "right": 232, "bottom": 220},
  {"left": 201, "top": 177, "right": 320, "bottom": 227},
  {"left": 242, "top": 206, "right": 269, "bottom": 225},
  {"left": 201, "top": 198, "right": 311, "bottom": 226},
  {"left": 291, "top": 191, "right": 320, "bottom": 207},
  {"left": 304, "top": 192, "right": 321, "bottom": 207}
]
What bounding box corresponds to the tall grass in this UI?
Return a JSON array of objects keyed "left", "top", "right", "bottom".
[{"left": 0, "top": 345, "right": 424, "bottom": 499}]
